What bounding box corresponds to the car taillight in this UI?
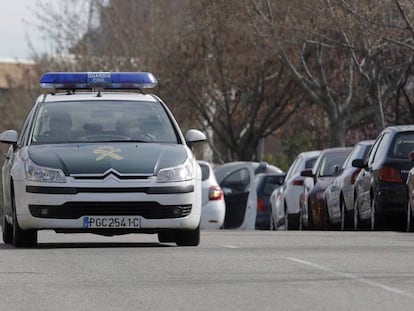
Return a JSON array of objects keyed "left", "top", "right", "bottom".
[
  {"left": 209, "top": 186, "right": 223, "bottom": 200},
  {"left": 292, "top": 179, "right": 304, "bottom": 186},
  {"left": 257, "top": 197, "right": 266, "bottom": 212},
  {"left": 351, "top": 168, "right": 361, "bottom": 185},
  {"left": 378, "top": 167, "right": 402, "bottom": 183}
]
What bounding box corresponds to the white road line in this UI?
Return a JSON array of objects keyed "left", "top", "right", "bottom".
[
  {"left": 286, "top": 257, "right": 414, "bottom": 299},
  {"left": 223, "top": 245, "right": 240, "bottom": 249}
]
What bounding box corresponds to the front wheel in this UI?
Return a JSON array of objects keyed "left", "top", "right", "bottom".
[
  {"left": 158, "top": 230, "right": 176, "bottom": 243},
  {"left": 340, "top": 199, "right": 347, "bottom": 231},
  {"left": 284, "top": 208, "right": 289, "bottom": 230},
  {"left": 370, "top": 196, "right": 381, "bottom": 231},
  {"left": 175, "top": 226, "right": 200, "bottom": 246},
  {"left": 11, "top": 188, "right": 37, "bottom": 248},
  {"left": 2, "top": 212, "right": 13, "bottom": 244},
  {"left": 354, "top": 197, "right": 360, "bottom": 230}
]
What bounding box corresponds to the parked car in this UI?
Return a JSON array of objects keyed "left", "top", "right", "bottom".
[
  {"left": 255, "top": 173, "right": 285, "bottom": 229},
  {"left": 270, "top": 150, "right": 320, "bottom": 230},
  {"left": 300, "top": 147, "right": 352, "bottom": 229},
  {"left": 353, "top": 125, "right": 414, "bottom": 230},
  {"left": 198, "top": 161, "right": 226, "bottom": 230},
  {"left": 214, "top": 162, "right": 283, "bottom": 230},
  {"left": 325, "top": 140, "right": 374, "bottom": 230}
]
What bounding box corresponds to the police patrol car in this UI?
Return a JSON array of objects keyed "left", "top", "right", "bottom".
[{"left": 0, "top": 72, "right": 206, "bottom": 247}]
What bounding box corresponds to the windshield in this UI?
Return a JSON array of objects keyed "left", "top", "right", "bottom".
[
  {"left": 31, "top": 100, "right": 179, "bottom": 144},
  {"left": 318, "top": 152, "right": 349, "bottom": 177}
]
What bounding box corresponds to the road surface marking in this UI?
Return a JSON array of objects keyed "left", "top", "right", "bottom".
[
  {"left": 286, "top": 257, "right": 414, "bottom": 299},
  {"left": 223, "top": 245, "right": 240, "bottom": 249}
]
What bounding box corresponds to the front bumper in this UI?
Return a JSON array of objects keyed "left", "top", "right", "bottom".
[{"left": 13, "top": 177, "right": 201, "bottom": 231}]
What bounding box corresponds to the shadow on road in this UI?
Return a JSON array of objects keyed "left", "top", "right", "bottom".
[{"left": 0, "top": 242, "right": 174, "bottom": 249}]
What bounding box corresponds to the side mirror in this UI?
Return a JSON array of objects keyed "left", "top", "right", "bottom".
[
  {"left": 185, "top": 129, "right": 206, "bottom": 148},
  {"left": 0, "top": 130, "right": 18, "bottom": 144},
  {"left": 300, "top": 169, "right": 314, "bottom": 178},
  {"left": 409, "top": 151, "right": 414, "bottom": 161},
  {"left": 352, "top": 159, "right": 367, "bottom": 169}
]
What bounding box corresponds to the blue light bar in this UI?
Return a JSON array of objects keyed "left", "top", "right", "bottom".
[{"left": 39, "top": 72, "right": 158, "bottom": 89}]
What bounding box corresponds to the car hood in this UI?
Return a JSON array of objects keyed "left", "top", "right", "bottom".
[{"left": 28, "top": 143, "right": 188, "bottom": 176}]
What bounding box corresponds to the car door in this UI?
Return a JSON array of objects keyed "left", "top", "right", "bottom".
[{"left": 218, "top": 164, "right": 256, "bottom": 229}]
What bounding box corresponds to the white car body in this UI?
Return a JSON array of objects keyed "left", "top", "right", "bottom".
[
  {"left": 270, "top": 151, "right": 320, "bottom": 230},
  {"left": 198, "top": 161, "right": 225, "bottom": 229},
  {"left": 0, "top": 72, "right": 206, "bottom": 247}
]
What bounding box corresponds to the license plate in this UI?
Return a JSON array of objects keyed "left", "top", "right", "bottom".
[{"left": 83, "top": 216, "right": 141, "bottom": 228}]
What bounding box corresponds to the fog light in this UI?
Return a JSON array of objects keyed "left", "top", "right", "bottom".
[
  {"left": 40, "top": 209, "right": 49, "bottom": 216},
  {"left": 173, "top": 208, "right": 182, "bottom": 216}
]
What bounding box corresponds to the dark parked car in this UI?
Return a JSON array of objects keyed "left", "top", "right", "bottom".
[
  {"left": 325, "top": 140, "right": 374, "bottom": 230},
  {"left": 353, "top": 125, "right": 414, "bottom": 230},
  {"left": 254, "top": 173, "right": 285, "bottom": 229},
  {"left": 300, "top": 147, "right": 352, "bottom": 229}
]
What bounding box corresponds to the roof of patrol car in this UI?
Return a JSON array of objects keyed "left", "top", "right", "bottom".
[{"left": 38, "top": 92, "right": 159, "bottom": 103}]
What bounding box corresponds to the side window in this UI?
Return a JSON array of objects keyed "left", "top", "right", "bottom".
[
  {"left": 391, "top": 133, "right": 414, "bottom": 159},
  {"left": 343, "top": 145, "right": 362, "bottom": 169},
  {"left": 199, "top": 164, "right": 210, "bottom": 181},
  {"left": 305, "top": 157, "right": 317, "bottom": 169},
  {"left": 220, "top": 168, "right": 250, "bottom": 194}
]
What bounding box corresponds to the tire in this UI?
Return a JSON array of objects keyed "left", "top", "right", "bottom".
[
  {"left": 175, "top": 226, "right": 200, "bottom": 246},
  {"left": 407, "top": 200, "right": 414, "bottom": 232},
  {"left": 354, "top": 197, "right": 360, "bottom": 231},
  {"left": 298, "top": 207, "right": 303, "bottom": 231},
  {"left": 323, "top": 202, "right": 331, "bottom": 230},
  {"left": 158, "top": 230, "right": 176, "bottom": 243},
  {"left": 340, "top": 198, "right": 347, "bottom": 231},
  {"left": 284, "top": 207, "right": 289, "bottom": 231},
  {"left": 307, "top": 198, "right": 313, "bottom": 229},
  {"left": 2, "top": 212, "right": 13, "bottom": 244},
  {"left": 370, "top": 196, "right": 381, "bottom": 231},
  {"left": 11, "top": 188, "right": 37, "bottom": 248}
]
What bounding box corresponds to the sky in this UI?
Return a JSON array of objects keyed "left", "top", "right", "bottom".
[{"left": 0, "top": 0, "right": 58, "bottom": 60}]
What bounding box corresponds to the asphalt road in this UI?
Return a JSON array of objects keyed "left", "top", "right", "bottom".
[{"left": 1, "top": 230, "right": 414, "bottom": 310}]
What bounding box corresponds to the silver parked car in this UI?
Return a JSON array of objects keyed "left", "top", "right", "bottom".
[{"left": 325, "top": 140, "right": 374, "bottom": 230}]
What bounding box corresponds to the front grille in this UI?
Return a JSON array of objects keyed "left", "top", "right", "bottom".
[{"left": 29, "top": 202, "right": 192, "bottom": 219}]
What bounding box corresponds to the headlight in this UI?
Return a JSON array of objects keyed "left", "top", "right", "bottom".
[
  {"left": 157, "top": 159, "right": 194, "bottom": 183},
  {"left": 25, "top": 159, "right": 66, "bottom": 183}
]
